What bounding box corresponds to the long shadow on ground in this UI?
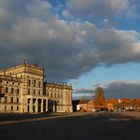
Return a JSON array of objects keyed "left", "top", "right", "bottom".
[
  {"left": 0, "top": 112, "right": 70, "bottom": 122},
  {"left": 0, "top": 112, "right": 140, "bottom": 140}
]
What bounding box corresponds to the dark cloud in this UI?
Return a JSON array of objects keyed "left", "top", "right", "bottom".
[
  {"left": 0, "top": 0, "right": 140, "bottom": 82},
  {"left": 103, "top": 81, "right": 140, "bottom": 98},
  {"left": 74, "top": 88, "right": 95, "bottom": 94},
  {"left": 74, "top": 81, "right": 140, "bottom": 99},
  {"left": 73, "top": 93, "right": 95, "bottom": 100}
]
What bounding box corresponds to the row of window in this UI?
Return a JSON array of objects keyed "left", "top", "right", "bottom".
[
  {"left": 46, "top": 87, "right": 63, "bottom": 92},
  {"left": 5, "top": 87, "right": 20, "bottom": 94},
  {"left": 28, "top": 89, "right": 42, "bottom": 95},
  {"left": 28, "top": 80, "right": 42, "bottom": 87},
  {"left": 47, "top": 92, "right": 63, "bottom": 98},
  {"left": 4, "top": 106, "right": 19, "bottom": 111},
  {"left": 0, "top": 80, "right": 20, "bottom": 86},
  {"left": 4, "top": 97, "right": 19, "bottom": 103}
]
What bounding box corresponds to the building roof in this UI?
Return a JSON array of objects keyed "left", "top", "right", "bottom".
[{"left": 46, "top": 81, "right": 72, "bottom": 89}]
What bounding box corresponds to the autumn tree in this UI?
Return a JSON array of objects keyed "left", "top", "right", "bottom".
[
  {"left": 132, "top": 98, "right": 140, "bottom": 111},
  {"left": 94, "top": 87, "right": 106, "bottom": 109}
]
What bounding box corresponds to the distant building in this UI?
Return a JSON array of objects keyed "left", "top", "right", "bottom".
[
  {"left": 107, "top": 103, "right": 114, "bottom": 111},
  {"left": 0, "top": 63, "right": 73, "bottom": 113},
  {"left": 77, "top": 100, "right": 89, "bottom": 111},
  {"left": 87, "top": 100, "right": 95, "bottom": 112},
  {"left": 76, "top": 99, "right": 95, "bottom": 112}
]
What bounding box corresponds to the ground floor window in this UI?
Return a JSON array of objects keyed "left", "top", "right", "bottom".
[
  {"left": 5, "top": 106, "right": 7, "bottom": 111},
  {"left": 11, "top": 106, "right": 13, "bottom": 111}
]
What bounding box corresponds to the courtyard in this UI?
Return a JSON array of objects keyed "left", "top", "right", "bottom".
[{"left": 0, "top": 112, "right": 140, "bottom": 140}]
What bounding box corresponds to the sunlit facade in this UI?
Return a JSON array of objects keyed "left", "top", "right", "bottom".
[{"left": 0, "top": 63, "right": 73, "bottom": 113}]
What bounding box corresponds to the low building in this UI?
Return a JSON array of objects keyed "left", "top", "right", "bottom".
[
  {"left": 77, "top": 100, "right": 89, "bottom": 111},
  {"left": 107, "top": 103, "right": 114, "bottom": 111},
  {"left": 87, "top": 100, "right": 95, "bottom": 112},
  {"left": 76, "top": 100, "right": 95, "bottom": 112}
]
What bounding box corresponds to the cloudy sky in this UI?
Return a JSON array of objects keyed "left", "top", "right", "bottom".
[{"left": 0, "top": 0, "right": 140, "bottom": 99}]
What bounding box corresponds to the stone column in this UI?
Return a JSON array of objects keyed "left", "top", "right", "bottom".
[
  {"left": 35, "top": 99, "right": 38, "bottom": 113},
  {"left": 41, "top": 99, "right": 43, "bottom": 112},
  {"left": 29, "top": 98, "right": 33, "bottom": 113}
]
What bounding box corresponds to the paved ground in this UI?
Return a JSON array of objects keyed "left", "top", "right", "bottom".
[{"left": 0, "top": 112, "right": 140, "bottom": 140}]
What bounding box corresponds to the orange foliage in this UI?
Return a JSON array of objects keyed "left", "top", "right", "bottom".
[{"left": 106, "top": 98, "right": 118, "bottom": 105}]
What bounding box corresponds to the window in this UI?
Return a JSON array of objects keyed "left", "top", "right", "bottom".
[
  {"left": 5, "top": 97, "right": 7, "bottom": 103},
  {"left": 17, "top": 89, "right": 19, "bottom": 94},
  {"left": 11, "top": 88, "right": 14, "bottom": 94},
  {"left": 38, "top": 82, "right": 41, "bottom": 87},
  {"left": 5, "top": 87, "right": 8, "bottom": 93},
  {"left": 28, "top": 99, "right": 30, "bottom": 104},
  {"left": 17, "top": 106, "right": 19, "bottom": 111},
  {"left": 33, "top": 99, "right": 36, "bottom": 104},
  {"left": 28, "top": 80, "right": 31, "bottom": 86},
  {"left": 11, "top": 106, "right": 13, "bottom": 111},
  {"left": 5, "top": 106, "right": 7, "bottom": 111},
  {"left": 38, "top": 90, "right": 40, "bottom": 95},
  {"left": 28, "top": 89, "right": 30, "bottom": 94},
  {"left": 11, "top": 97, "right": 13, "bottom": 103},
  {"left": 33, "top": 89, "right": 36, "bottom": 95},
  {"left": 17, "top": 98, "right": 19, "bottom": 103},
  {"left": 34, "top": 80, "right": 36, "bottom": 87}
]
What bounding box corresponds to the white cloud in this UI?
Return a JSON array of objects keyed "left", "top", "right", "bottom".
[
  {"left": 62, "top": 10, "right": 71, "bottom": 18},
  {"left": 67, "top": 0, "right": 136, "bottom": 19},
  {"left": 26, "top": 0, "right": 52, "bottom": 17},
  {"left": 96, "top": 29, "right": 140, "bottom": 65}
]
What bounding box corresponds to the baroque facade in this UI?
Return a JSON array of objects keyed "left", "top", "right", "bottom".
[{"left": 0, "top": 63, "right": 73, "bottom": 113}]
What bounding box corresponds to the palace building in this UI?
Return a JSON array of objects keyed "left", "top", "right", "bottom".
[{"left": 0, "top": 63, "right": 73, "bottom": 113}]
